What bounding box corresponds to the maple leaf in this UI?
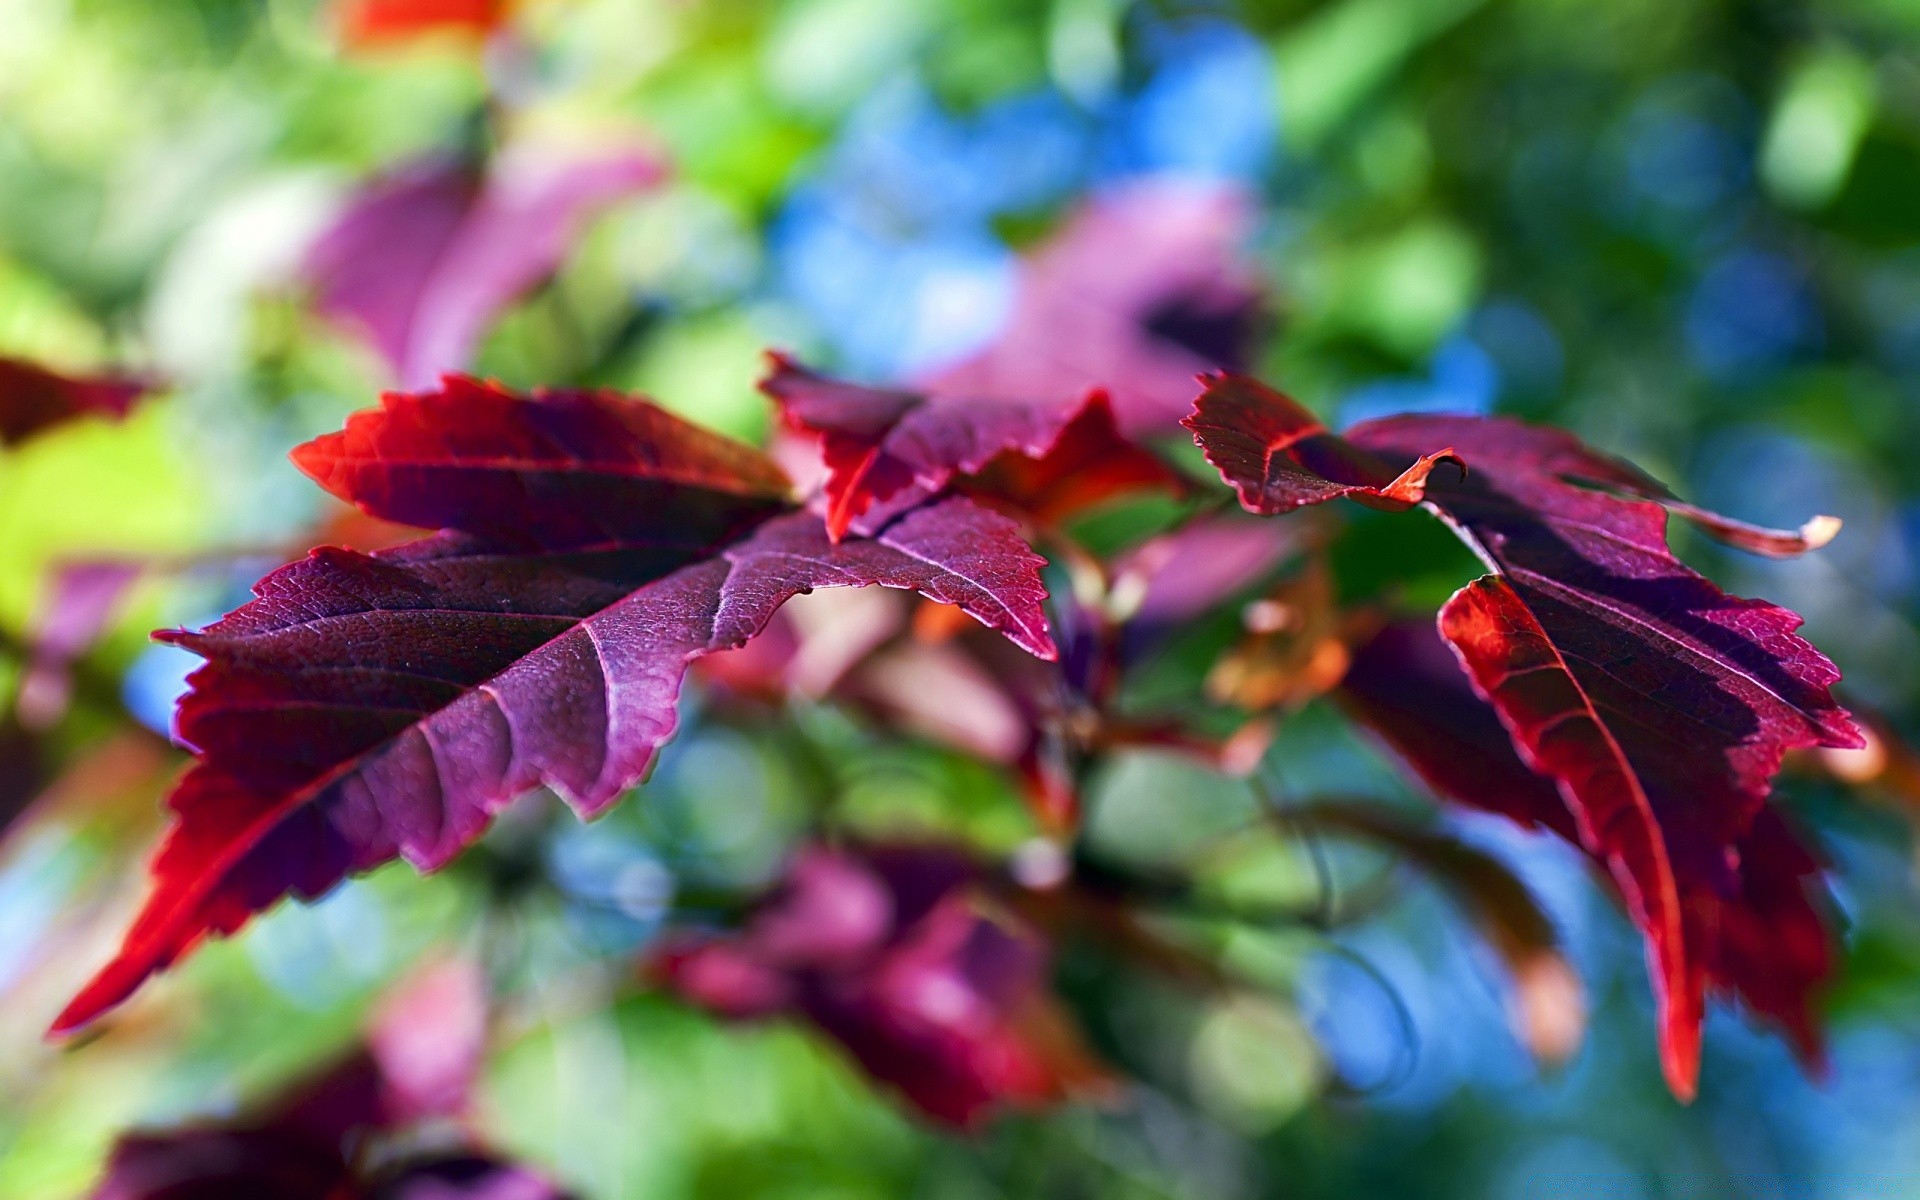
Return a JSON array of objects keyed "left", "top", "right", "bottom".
[
  {"left": 923, "top": 179, "right": 1265, "bottom": 433},
  {"left": 53, "top": 376, "right": 1053, "bottom": 1034},
  {"left": 0, "top": 356, "right": 154, "bottom": 447},
  {"left": 653, "top": 844, "right": 1113, "bottom": 1127},
  {"left": 1189, "top": 374, "right": 1860, "bottom": 1098},
  {"left": 761, "top": 354, "right": 1182, "bottom": 542},
  {"left": 1340, "top": 620, "right": 1836, "bottom": 1080},
  {"left": 304, "top": 140, "right": 664, "bottom": 389}
]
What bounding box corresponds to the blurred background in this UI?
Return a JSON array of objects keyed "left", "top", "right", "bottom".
[{"left": 3, "top": 0, "right": 1920, "bottom": 1196}]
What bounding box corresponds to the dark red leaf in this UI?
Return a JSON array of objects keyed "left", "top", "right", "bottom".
[
  {"left": 305, "top": 143, "right": 664, "bottom": 389},
  {"left": 655, "top": 844, "right": 1111, "bottom": 1127},
  {"left": 1191, "top": 381, "right": 1860, "bottom": 1097},
  {"left": 923, "top": 180, "right": 1264, "bottom": 433},
  {"left": 91, "top": 1128, "right": 356, "bottom": 1200},
  {"left": 1341, "top": 619, "right": 1838, "bottom": 1093},
  {"left": 0, "top": 356, "right": 153, "bottom": 447},
  {"left": 364, "top": 1155, "right": 575, "bottom": 1200},
  {"left": 53, "top": 378, "right": 1053, "bottom": 1034},
  {"left": 761, "top": 355, "right": 1180, "bottom": 541}
]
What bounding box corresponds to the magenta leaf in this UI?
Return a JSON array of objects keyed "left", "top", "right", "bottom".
[
  {"left": 655, "top": 844, "right": 1110, "bottom": 1127},
  {"left": 305, "top": 140, "right": 665, "bottom": 388},
  {"left": 54, "top": 377, "right": 1053, "bottom": 1034}
]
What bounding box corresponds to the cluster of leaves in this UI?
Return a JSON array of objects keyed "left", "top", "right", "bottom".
[
  {"left": 20, "top": 314, "right": 1859, "bottom": 1120},
  {"left": 2, "top": 0, "right": 1911, "bottom": 1193}
]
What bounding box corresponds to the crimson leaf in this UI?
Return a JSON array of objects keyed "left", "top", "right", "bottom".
[
  {"left": 1189, "top": 374, "right": 1860, "bottom": 1098},
  {"left": 54, "top": 376, "right": 1053, "bottom": 1034},
  {"left": 1341, "top": 620, "right": 1833, "bottom": 1078},
  {"left": 761, "top": 354, "right": 1181, "bottom": 541}
]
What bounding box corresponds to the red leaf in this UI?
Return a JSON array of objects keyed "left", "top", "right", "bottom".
[
  {"left": 1190, "top": 382, "right": 1860, "bottom": 1097},
  {"left": 761, "top": 355, "right": 1180, "bottom": 541},
  {"left": 53, "top": 377, "right": 1053, "bottom": 1034},
  {"left": 305, "top": 141, "right": 664, "bottom": 389},
  {"left": 0, "top": 356, "right": 152, "bottom": 447},
  {"left": 655, "top": 844, "right": 1111, "bottom": 1127},
  {"left": 1342, "top": 619, "right": 1839, "bottom": 1094},
  {"left": 337, "top": 0, "right": 509, "bottom": 47},
  {"left": 924, "top": 180, "right": 1264, "bottom": 433}
]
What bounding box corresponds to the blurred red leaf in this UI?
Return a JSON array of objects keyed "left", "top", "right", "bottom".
[
  {"left": 305, "top": 140, "right": 664, "bottom": 389},
  {"left": 338, "top": 0, "right": 510, "bottom": 47},
  {"left": 0, "top": 356, "right": 153, "bottom": 447},
  {"left": 654, "top": 844, "right": 1113, "bottom": 1127},
  {"left": 1191, "top": 378, "right": 1860, "bottom": 1098},
  {"left": 762, "top": 355, "right": 1181, "bottom": 541},
  {"left": 54, "top": 376, "right": 1054, "bottom": 1034},
  {"left": 924, "top": 180, "right": 1264, "bottom": 433}
]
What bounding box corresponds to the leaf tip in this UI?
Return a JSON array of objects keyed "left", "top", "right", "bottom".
[{"left": 1801, "top": 514, "right": 1842, "bottom": 551}]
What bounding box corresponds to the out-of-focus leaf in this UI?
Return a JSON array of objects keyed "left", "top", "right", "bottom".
[
  {"left": 88, "top": 958, "right": 571, "bottom": 1199},
  {"left": 0, "top": 357, "right": 154, "bottom": 448},
  {"left": 364, "top": 1154, "right": 575, "bottom": 1200},
  {"left": 1206, "top": 558, "right": 1358, "bottom": 713},
  {"left": 54, "top": 377, "right": 1054, "bottom": 1034},
  {"left": 654, "top": 844, "right": 1114, "bottom": 1128},
  {"left": 1291, "top": 800, "right": 1585, "bottom": 1066},
  {"left": 1192, "top": 378, "right": 1861, "bottom": 1097},
  {"left": 336, "top": 0, "right": 511, "bottom": 48},
  {"left": 924, "top": 180, "right": 1265, "bottom": 433},
  {"left": 305, "top": 140, "right": 665, "bottom": 389},
  {"left": 16, "top": 560, "right": 142, "bottom": 730}
]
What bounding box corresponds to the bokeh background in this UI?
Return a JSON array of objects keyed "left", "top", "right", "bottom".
[{"left": 4, "top": 0, "right": 1920, "bottom": 1196}]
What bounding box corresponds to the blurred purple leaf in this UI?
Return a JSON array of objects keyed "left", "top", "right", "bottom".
[
  {"left": 923, "top": 179, "right": 1264, "bottom": 432},
  {"left": 655, "top": 844, "right": 1112, "bottom": 1127},
  {"left": 305, "top": 139, "right": 666, "bottom": 387}
]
